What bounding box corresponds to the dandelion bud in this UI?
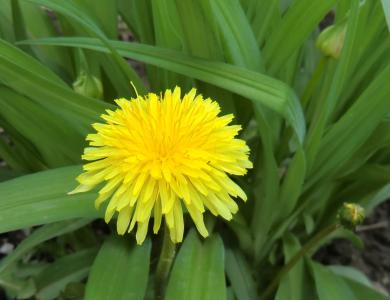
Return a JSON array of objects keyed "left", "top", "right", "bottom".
[
  {"left": 337, "top": 203, "right": 365, "bottom": 230},
  {"left": 73, "top": 71, "right": 103, "bottom": 99},
  {"left": 316, "top": 22, "right": 347, "bottom": 59}
]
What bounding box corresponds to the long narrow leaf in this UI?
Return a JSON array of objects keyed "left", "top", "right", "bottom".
[
  {"left": 264, "top": 0, "right": 336, "bottom": 74},
  {"left": 84, "top": 236, "right": 151, "bottom": 300},
  {"left": 165, "top": 231, "right": 226, "bottom": 300},
  {"left": 22, "top": 0, "right": 146, "bottom": 94},
  {"left": 20, "top": 37, "right": 306, "bottom": 143},
  {"left": 381, "top": 0, "right": 390, "bottom": 31},
  {"left": 0, "top": 166, "right": 100, "bottom": 233}
]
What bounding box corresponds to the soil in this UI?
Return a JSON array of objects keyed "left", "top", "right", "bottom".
[{"left": 315, "top": 201, "right": 390, "bottom": 295}]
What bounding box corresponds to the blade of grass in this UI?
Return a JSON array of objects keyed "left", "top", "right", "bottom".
[
  {"left": 85, "top": 237, "right": 151, "bottom": 300},
  {"left": 118, "top": 0, "right": 154, "bottom": 44},
  {"left": 251, "top": 0, "right": 280, "bottom": 48},
  {"left": 0, "top": 166, "right": 101, "bottom": 233},
  {"left": 0, "top": 1, "right": 15, "bottom": 42},
  {"left": 210, "top": 0, "right": 263, "bottom": 70},
  {"left": 150, "top": 0, "right": 192, "bottom": 90},
  {"left": 225, "top": 248, "right": 257, "bottom": 300},
  {"left": 16, "top": 1, "right": 74, "bottom": 78},
  {"left": 275, "top": 235, "right": 314, "bottom": 300},
  {"left": 381, "top": 0, "right": 390, "bottom": 30},
  {"left": 307, "top": 63, "right": 390, "bottom": 187},
  {"left": 22, "top": 0, "right": 146, "bottom": 95},
  {"left": 174, "top": 0, "right": 236, "bottom": 114},
  {"left": 0, "top": 39, "right": 109, "bottom": 133},
  {"left": 304, "top": 0, "right": 361, "bottom": 172},
  {"left": 0, "top": 120, "right": 47, "bottom": 171},
  {"left": 165, "top": 231, "right": 226, "bottom": 300},
  {"left": 0, "top": 87, "right": 83, "bottom": 166},
  {"left": 20, "top": 37, "right": 306, "bottom": 143},
  {"left": 264, "top": 0, "right": 337, "bottom": 75},
  {"left": 310, "top": 261, "right": 357, "bottom": 300},
  {"left": 75, "top": 0, "right": 118, "bottom": 38}
]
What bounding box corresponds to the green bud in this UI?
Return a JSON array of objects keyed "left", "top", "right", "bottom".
[
  {"left": 316, "top": 22, "right": 347, "bottom": 59},
  {"left": 337, "top": 203, "right": 365, "bottom": 230},
  {"left": 73, "top": 71, "right": 103, "bottom": 99}
]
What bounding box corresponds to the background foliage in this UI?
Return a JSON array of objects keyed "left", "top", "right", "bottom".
[{"left": 0, "top": 0, "right": 389, "bottom": 299}]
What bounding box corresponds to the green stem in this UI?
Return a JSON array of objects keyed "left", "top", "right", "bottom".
[
  {"left": 260, "top": 223, "right": 340, "bottom": 300},
  {"left": 155, "top": 225, "right": 176, "bottom": 300}
]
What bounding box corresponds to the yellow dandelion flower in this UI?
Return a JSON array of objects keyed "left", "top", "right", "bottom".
[{"left": 69, "top": 87, "right": 252, "bottom": 244}]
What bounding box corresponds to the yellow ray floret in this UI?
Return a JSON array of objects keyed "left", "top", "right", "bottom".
[{"left": 69, "top": 87, "right": 252, "bottom": 244}]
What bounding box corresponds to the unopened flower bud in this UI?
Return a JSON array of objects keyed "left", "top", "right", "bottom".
[
  {"left": 73, "top": 71, "right": 103, "bottom": 99},
  {"left": 316, "top": 22, "right": 347, "bottom": 59},
  {"left": 337, "top": 203, "right": 365, "bottom": 230}
]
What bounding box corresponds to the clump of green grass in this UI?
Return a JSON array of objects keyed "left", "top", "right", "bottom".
[{"left": 0, "top": 0, "right": 389, "bottom": 299}]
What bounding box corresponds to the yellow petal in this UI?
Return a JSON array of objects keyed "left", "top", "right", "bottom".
[
  {"left": 117, "top": 206, "right": 133, "bottom": 235},
  {"left": 186, "top": 204, "right": 209, "bottom": 238},
  {"left": 173, "top": 201, "right": 184, "bottom": 243},
  {"left": 153, "top": 198, "right": 162, "bottom": 234},
  {"left": 136, "top": 219, "right": 150, "bottom": 245}
]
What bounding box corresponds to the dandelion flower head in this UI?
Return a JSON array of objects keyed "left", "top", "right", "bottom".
[{"left": 70, "top": 87, "right": 252, "bottom": 244}]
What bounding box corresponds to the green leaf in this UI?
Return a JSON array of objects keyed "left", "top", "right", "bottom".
[
  {"left": 340, "top": 121, "right": 390, "bottom": 177},
  {"left": 118, "top": 0, "right": 154, "bottom": 44},
  {"left": 0, "top": 219, "right": 91, "bottom": 274},
  {"left": 175, "top": 0, "right": 223, "bottom": 60},
  {"left": 225, "top": 249, "right": 257, "bottom": 300},
  {"left": 0, "top": 86, "right": 83, "bottom": 166},
  {"left": 343, "top": 277, "right": 390, "bottom": 300},
  {"left": 249, "top": 0, "right": 280, "bottom": 49},
  {"left": 174, "top": 0, "right": 237, "bottom": 114},
  {"left": 22, "top": 0, "right": 146, "bottom": 94},
  {"left": 210, "top": 0, "right": 263, "bottom": 71},
  {"left": 263, "top": 0, "right": 337, "bottom": 74},
  {"left": 310, "top": 261, "right": 357, "bottom": 300},
  {"left": 304, "top": 0, "right": 361, "bottom": 171},
  {"left": 381, "top": 0, "right": 390, "bottom": 31},
  {"left": 275, "top": 234, "right": 314, "bottom": 300},
  {"left": 75, "top": 0, "right": 118, "bottom": 38},
  {"left": 0, "top": 39, "right": 108, "bottom": 129},
  {"left": 0, "top": 132, "right": 29, "bottom": 172},
  {"left": 84, "top": 236, "right": 151, "bottom": 300},
  {"left": 15, "top": 0, "right": 74, "bottom": 78},
  {"left": 307, "top": 63, "right": 390, "bottom": 187},
  {"left": 35, "top": 248, "right": 98, "bottom": 300},
  {"left": 0, "top": 166, "right": 100, "bottom": 233},
  {"left": 316, "top": 264, "right": 390, "bottom": 300},
  {"left": 360, "top": 183, "right": 390, "bottom": 213},
  {"left": 165, "top": 231, "right": 226, "bottom": 300},
  {"left": 20, "top": 37, "right": 306, "bottom": 143},
  {"left": 276, "top": 147, "right": 306, "bottom": 221},
  {"left": 251, "top": 107, "right": 280, "bottom": 259},
  {"left": 150, "top": 0, "right": 192, "bottom": 90},
  {"left": 328, "top": 265, "right": 372, "bottom": 288},
  {"left": 0, "top": 274, "right": 36, "bottom": 299},
  {"left": 0, "top": 1, "right": 15, "bottom": 42}
]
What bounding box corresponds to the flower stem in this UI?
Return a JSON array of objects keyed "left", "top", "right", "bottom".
[
  {"left": 155, "top": 225, "right": 176, "bottom": 300},
  {"left": 260, "top": 223, "right": 340, "bottom": 300}
]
